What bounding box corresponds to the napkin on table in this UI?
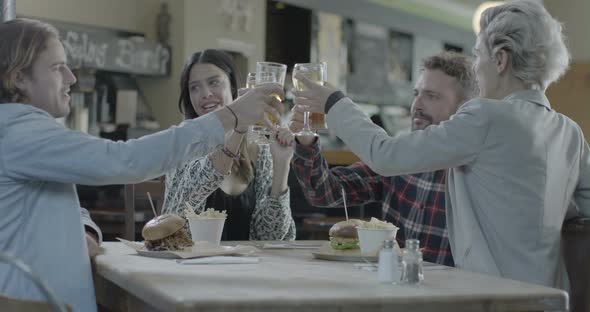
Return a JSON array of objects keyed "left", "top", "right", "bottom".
[
  {"left": 262, "top": 243, "right": 322, "bottom": 249},
  {"left": 176, "top": 256, "right": 260, "bottom": 265}
]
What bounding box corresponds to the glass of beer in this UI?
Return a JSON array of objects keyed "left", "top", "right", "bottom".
[
  {"left": 292, "top": 62, "right": 327, "bottom": 137},
  {"left": 245, "top": 72, "right": 268, "bottom": 145},
  {"left": 256, "top": 62, "right": 287, "bottom": 104},
  {"left": 251, "top": 62, "right": 287, "bottom": 144}
]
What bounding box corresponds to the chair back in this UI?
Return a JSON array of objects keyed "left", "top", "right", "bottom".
[
  {"left": 123, "top": 177, "right": 165, "bottom": 240},
  {"left": 562, "top": 217, "right": 590, "bottom": 312},
  {"left": 0, "top": 252, "right": 70, "bottom": 312}
]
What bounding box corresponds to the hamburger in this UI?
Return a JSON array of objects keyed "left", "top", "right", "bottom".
[
  {"left": 328, "top": 219, "right": 365, "bottom": 250},
  {"left": 141, "top": 214, "right": 194, "bottom": 251}
]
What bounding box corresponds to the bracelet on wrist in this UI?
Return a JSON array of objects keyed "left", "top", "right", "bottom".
[
  {"left": 226, "top": 106, "right": 239, "bottom": 129},
  {"left": 221, "top": 146, "right": 241, "bottom": 160},
  {"left": 233, "top": 127, "right": 248, "bottom": 135}
]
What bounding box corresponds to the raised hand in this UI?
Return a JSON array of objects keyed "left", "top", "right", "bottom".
[
  {"left": 291, "top": 73, "right": 339, "bottom": 114},
  {"left": 225, "top": 83, "right": 284, "bottom": 129},
  {"left": 270, "top": 126, "right": 295, "bottom": 164},
  {"left": 288, "top": 104, "right": 305, "bottom": 133}
]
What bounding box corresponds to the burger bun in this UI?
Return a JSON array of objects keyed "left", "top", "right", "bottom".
[
  {"left": 329, "top": 219, "right": 365, "bottom": 239},
  {"left": 142, "top": 214, "right": 186, "bottom": 241}
]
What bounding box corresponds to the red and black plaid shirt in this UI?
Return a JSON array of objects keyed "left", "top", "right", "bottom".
[{"left": 292, "top": 142, "right": 454, "bottom": 266}]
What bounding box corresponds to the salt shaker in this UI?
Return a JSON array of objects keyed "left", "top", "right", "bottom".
[
  {"left": 401, "top": 239, "right": 423, "bottom": 284},
  {"left": 378, "top": 240, "right": 401, "bottom": 284}
]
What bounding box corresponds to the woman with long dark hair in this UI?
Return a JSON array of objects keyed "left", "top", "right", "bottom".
[{"left": 162, "top": 49, "right": 295, "bottom": 240}]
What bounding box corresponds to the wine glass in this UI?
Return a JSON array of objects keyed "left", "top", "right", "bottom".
[{"left": 292, "top": 62, "right": 327, "bottom": 138}]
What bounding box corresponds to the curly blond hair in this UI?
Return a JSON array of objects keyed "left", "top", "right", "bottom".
[{"left": 421, "top": 52, "right": 478, "bottom": 101}]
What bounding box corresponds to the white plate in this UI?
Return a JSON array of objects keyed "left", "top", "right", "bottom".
[
  {"left": 117, "top": 238, "right": 259, "bottom": 259},
  {"left": 311, "top": 242, "right": 378, "bottom": 262}
]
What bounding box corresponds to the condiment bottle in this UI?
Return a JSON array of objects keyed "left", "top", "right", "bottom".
[
  {"left": 401, "top": 239, "right": 423, "bottom": 284},
  {"left": 378, "top": 240, "right": 401, "bottom": 284}
]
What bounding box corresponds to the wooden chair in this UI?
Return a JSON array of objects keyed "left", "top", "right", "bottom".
[
  {"left": 0, "top": 252, "right": 71, "bottom": 312},
  {"left": 123, "top": 177, "right": 166, "bottom": 241},
  {"left": 301, "top": 217, "right": 347, "bottom": 240},
  {"left": 562, "top": 217, "right": 590, "bottom": 312}
]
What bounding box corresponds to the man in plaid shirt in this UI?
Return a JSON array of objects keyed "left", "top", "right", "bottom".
[{"left": 290, "top": 52, "right": 477, "bottom": 266}]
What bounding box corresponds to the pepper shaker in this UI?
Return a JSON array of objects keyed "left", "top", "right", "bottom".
[{"left": 401, "top": 239, "right": 423, "bottom": 284}]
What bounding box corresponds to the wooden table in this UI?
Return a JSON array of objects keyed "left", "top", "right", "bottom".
[{"left": 94, "top": 242, "right": 568, "bottom": 312}]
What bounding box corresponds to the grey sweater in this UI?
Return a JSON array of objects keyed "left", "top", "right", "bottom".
[{"left": 326, "top": 90, "right": 590, "bottom": 293}]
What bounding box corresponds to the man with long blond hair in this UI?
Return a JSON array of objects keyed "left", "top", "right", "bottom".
[{"left": 0, "top": 18, "right": 282, "bottom": 311}]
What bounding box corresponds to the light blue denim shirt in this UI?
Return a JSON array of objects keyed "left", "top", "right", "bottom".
[
  {"left": 0, "top": 104, "right": 223, "bottom": 311},
  {"left": 327, "top": 90, "right": 590, "bottom": 292}
]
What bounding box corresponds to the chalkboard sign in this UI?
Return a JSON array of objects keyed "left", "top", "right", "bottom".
[
  {"left": 49, "top": 20, "right": 170, "bottom": 76},
  {"left": 345, "top": 21, "right": 412, "bottom": 106},
  {"left": 346, "top": 21, "right": 394, "bottom": 104}
]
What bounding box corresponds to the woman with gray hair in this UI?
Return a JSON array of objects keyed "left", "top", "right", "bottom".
[
  {"left": 474, "top": 0, "right": 570, "bottom": 95},
  {"left": 293, "top": 0, "right": 588, "bottom": 295}
]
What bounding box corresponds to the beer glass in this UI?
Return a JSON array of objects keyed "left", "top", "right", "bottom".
[{"left": 251, "top": 62, "right": 287, "bottom": 144}]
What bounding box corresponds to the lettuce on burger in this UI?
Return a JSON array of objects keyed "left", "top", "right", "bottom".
[{"left": 329, "top": 219, "right": 365, "bottom": 250}]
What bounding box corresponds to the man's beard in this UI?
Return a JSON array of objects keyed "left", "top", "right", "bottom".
[{"left": 411, "top": 111, "right": 433, "bottom": 131}]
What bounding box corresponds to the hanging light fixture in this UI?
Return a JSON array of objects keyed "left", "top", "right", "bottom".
[{"left": 472, "top": 1, "right": 503, "bottom": 34}]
